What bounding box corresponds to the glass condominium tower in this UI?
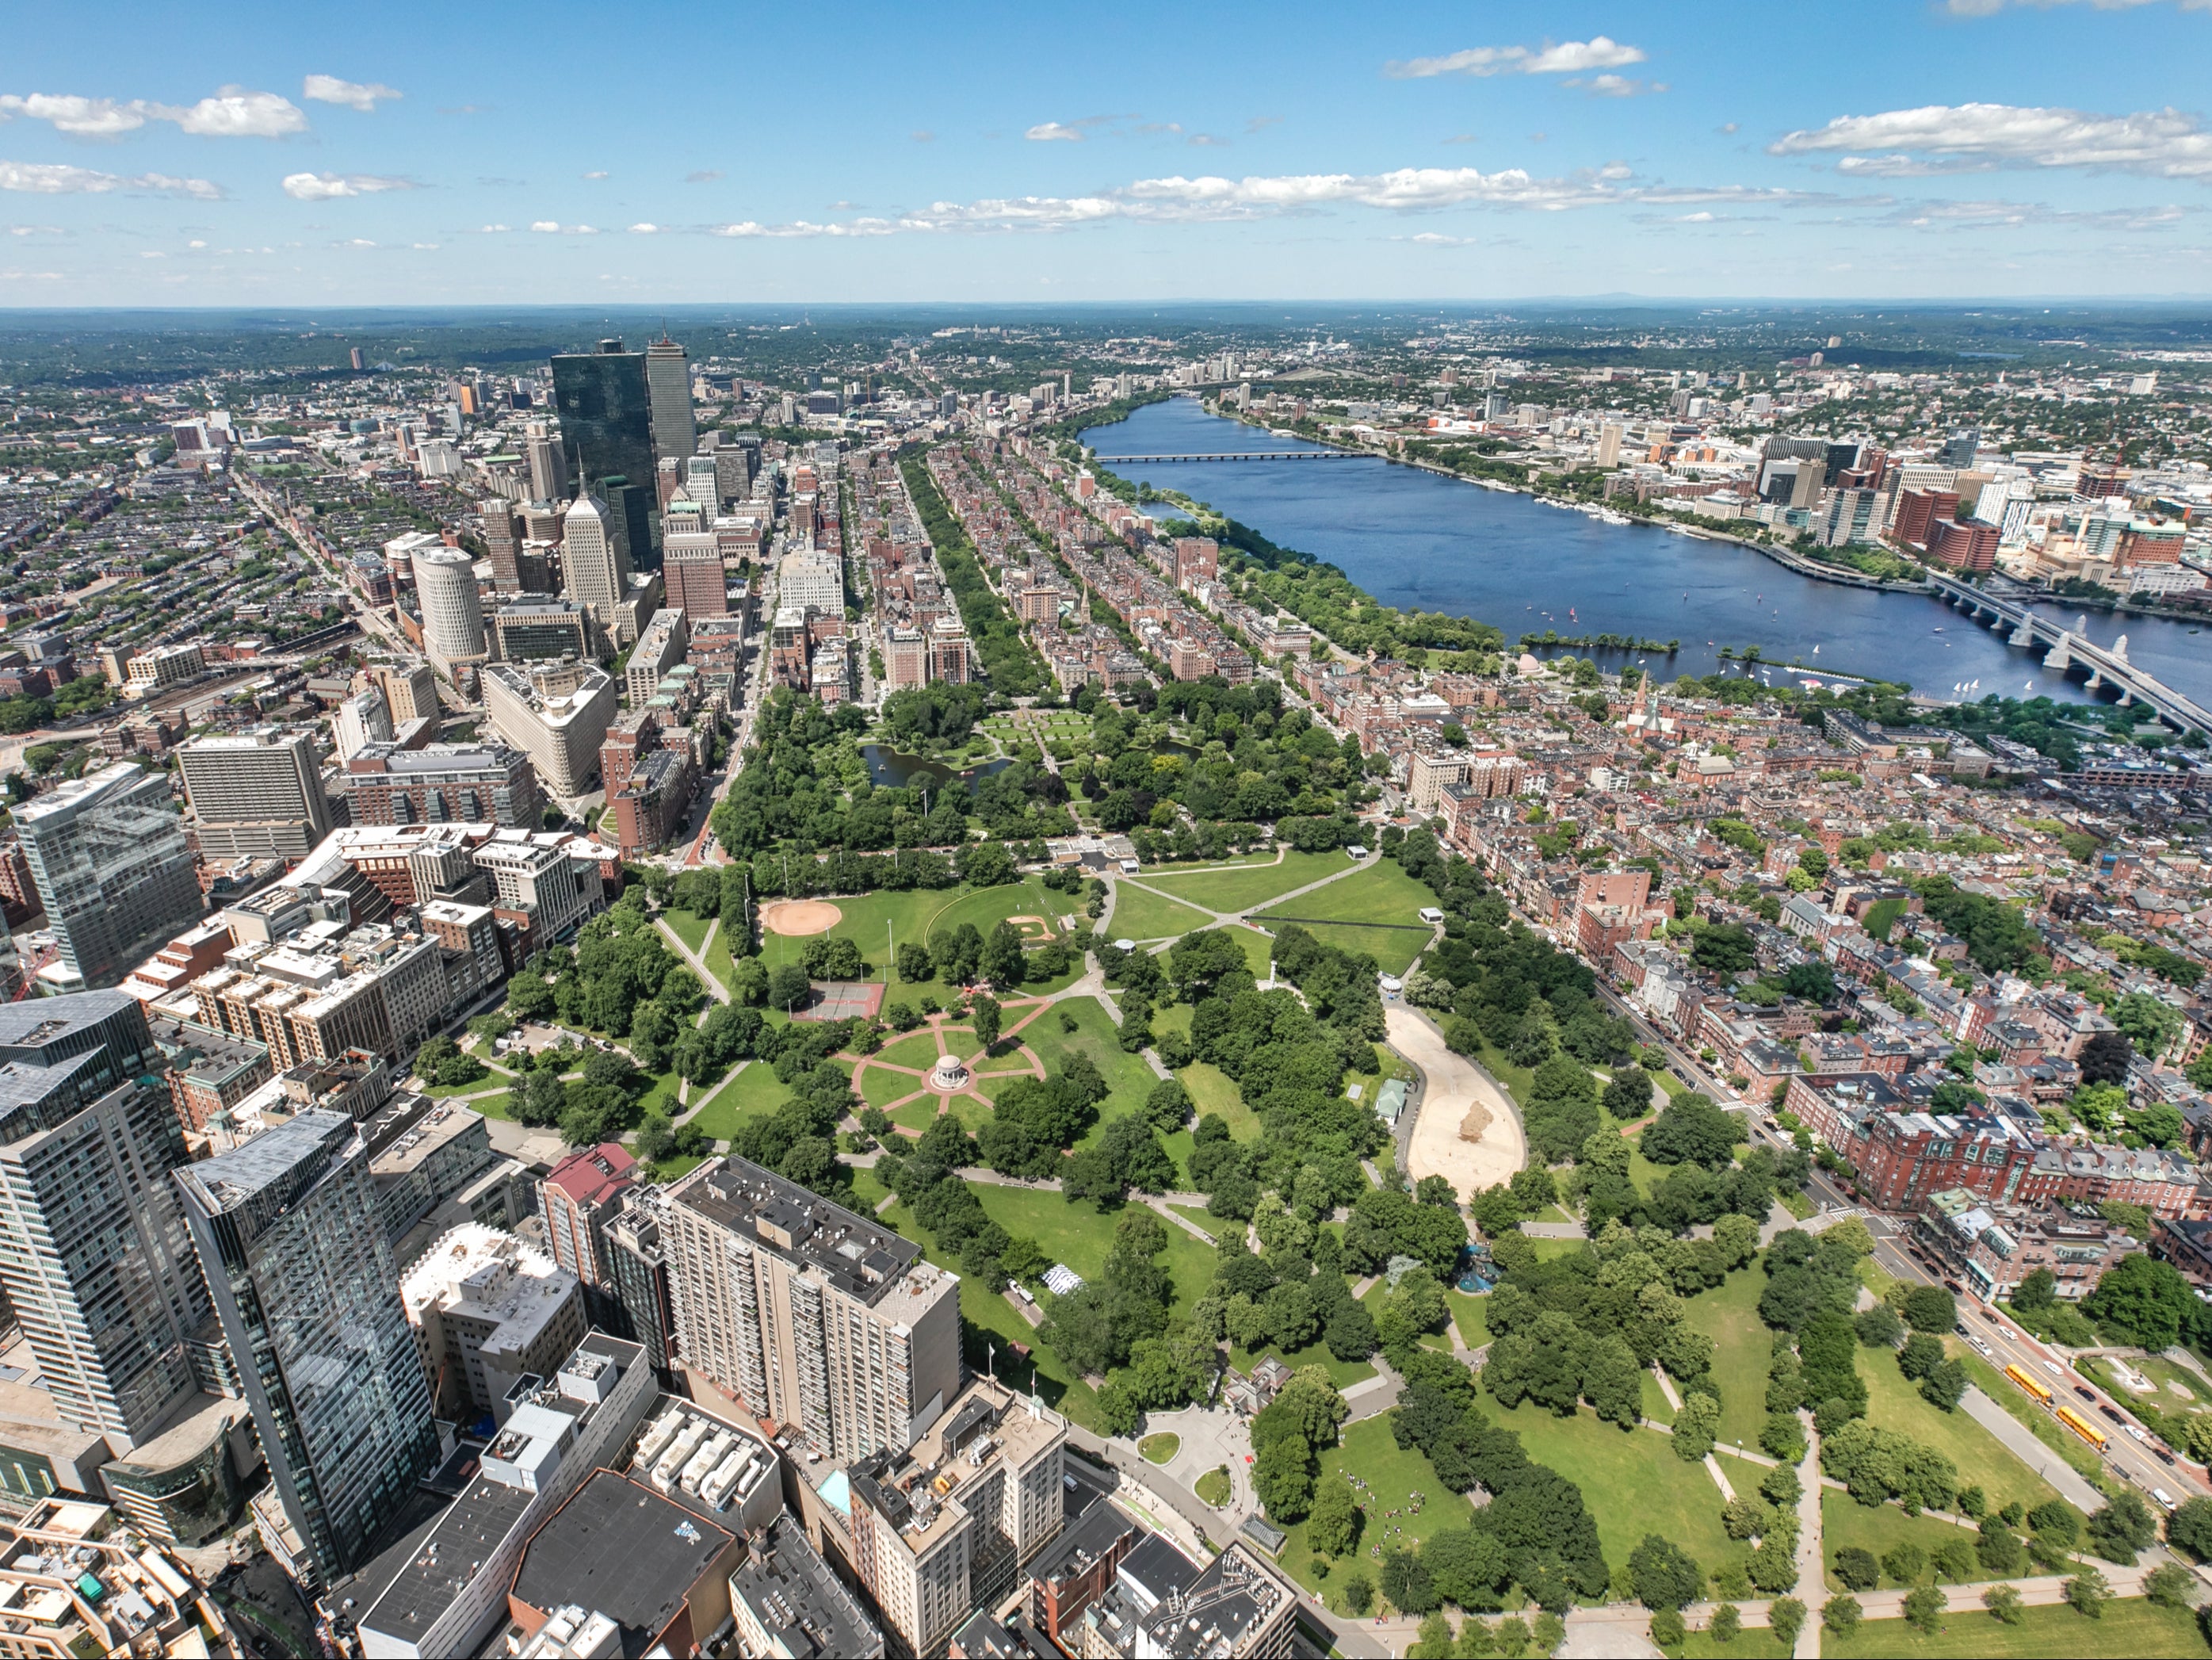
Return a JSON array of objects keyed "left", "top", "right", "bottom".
[
  {"left": 176, "top": 1109, "right": 438, "bottom": 1590},
  {"left": 0, "top": 991, "right": 209, "bottom": 1444}
]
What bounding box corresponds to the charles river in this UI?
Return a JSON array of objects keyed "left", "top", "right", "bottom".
[{"left": 1080, "top": 397, "right": 2212, "bottom": 710}]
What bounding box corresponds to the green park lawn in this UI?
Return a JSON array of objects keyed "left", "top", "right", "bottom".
[
  {"left": 1027, "top": 995, "right": 1162, "bottom": 1118},
  {"left": 1142, "top": 849, "right": 1359, "bottom": 913},
  {"left": 1168, "top": 1203, "right": 1220, "bottom": 1240},
  {"left": 1681, "top": 1270, "right": 1773, "bottom": 1455},
  {"left": 1668, "top": 1622, "right": 1793, "bottom": 1659},
  {"left": 758, "top": 886, "right": 946, "bottom": 974},
  {"left": 1486, "top": 1401, "right": 1739, "bottom": 1575},
  {"left": 1820, "top": 1491, "right": 1993, "bottom": 1593},
  {"left": 1139, "top": 1433, "right": 1179, "bottom": 1464},
  {"left": 890, "top": 1095, "right": 953, "bottom": 1134},
  {"left": 683, "top": 1061, "right": 790, "bottom": 1140},
  {"left": 1259, "top": 856, "right": 1437, "bottom": 927},
  {"left": 663, "top": 908, "right": 713, "bottom": 957},
  {"left": 967, "top": 1184, "right": 1217, "bottom": 1310},
  {"left": 923, "top": 874, "right": 1083, "bottom": 957},
  {"left": 1276, "top": 1416, "right": 1477, "bottom": 1605},
  {"left": 1181, "top": 1059, "right": 1262, "bottom": 1140},
  {"left": 846, "top": 1164, "right": 892, "bottom": 1213},
  {"left": 858, "top": 1056, "right": 934, "bottom": 1112},
  {"left": 703, "top": 925, "right": 742, "bottom": 995},
  {"left": 1641, "top": 1372, "right": 1677, "bottom": 1425},
  {"left": 417, "top": 1065, "right": 511, "bottom": 1100},
  {"left": 1106, "top": 881, "right": 1214, "bottom": 942},
  {"left": 1447, "top": 1291, "right": 1492, "bottom": 1351},
  {"left": 1859, "top": 1341, "right": 2057, "bottom": 1518},
  {"left": 1825, "top": 1597, "right": 2208, "bottom": 1659}
]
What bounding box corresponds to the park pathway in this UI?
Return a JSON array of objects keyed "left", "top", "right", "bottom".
[
  {"left": 1956, "top": 1384, "right": 2107, "bottom": 1513},
  {"left": 654, "top": 916, "right": 733, "bottom": 1004},
  {"left": 1104, "top": 845, "right": 1384, "bottom": 939},
  {"left": 1792, "top": 1413, "right": 1823, "bottom": 1660}
]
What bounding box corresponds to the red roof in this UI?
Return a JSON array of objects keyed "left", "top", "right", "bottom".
[{"left": 544, "top": 1141, "right": 637, "bottom": 1206}]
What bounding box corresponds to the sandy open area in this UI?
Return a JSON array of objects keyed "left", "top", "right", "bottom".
[
  {"left": 762, "top": 899, "right": 843, "bottom": 936},
  {"left": 1390, "top": 1007, "right": 1527, "bottom": 1203}
]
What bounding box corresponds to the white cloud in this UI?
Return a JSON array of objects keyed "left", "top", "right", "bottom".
[
  {"left": 479, "top": 223, "right": 510, "bottom": 232},
  {"left": 1025, "top": 122, "right": 1086, "bottom": 142},
  {"left": 1, "top": 86, "right": 306, "bottom": 139},
  {"left": 1573, "top": 75, "right": 1666, "bottom": 97},
  {"left": 710, "top": 218, "right": 898, "bottom": 238},
  {"left": 1404, "top": 231, "right": 1476, "bottom": 245},
  {"left": 161, "top": 89, "right": 307, "bottom": 138},
  {"left": 628, "top": 222, "right": 659, "bottom": 233},
  {"left": 0, "top": 94, "right": 147, "bottom": 137},
  {"left": 1943, "top": 0, "right": 2212, "bottom": 13},
  {"left": 303, "top": 75, "right": 402, "bottom": 112},
  {"left": 684, "top": 169, "right": 723, "bottom": 183},
  {"left": 281, "top": 171, "right": 414, "bottom": 200},
  {"left": 529, "top": 221, "right": 598, "bottom": 234},
  {"left": 1772, "top": 102, "right": 2212, "bottom": 178},
  {"left": 583, "top": 170, "right": 609, "bottom": 179},
  {"left": 1385, "top": 36, "right": 1645, "bottom": 78},
  {"left": 0, "top": 159, "right": 220, "bottom": 197}
]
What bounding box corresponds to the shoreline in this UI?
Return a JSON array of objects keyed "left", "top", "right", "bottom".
[{"left": 1087, "top": 399, "right": 1936, "bottom": 599}]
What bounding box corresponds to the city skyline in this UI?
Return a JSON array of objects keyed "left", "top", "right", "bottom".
[{"left": 2, "top": 0, "right": 2212, "bottom": 304}]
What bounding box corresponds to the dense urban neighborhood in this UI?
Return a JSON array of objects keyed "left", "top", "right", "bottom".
[{"left": 0, "top": 297, "right": 2207, "bottom": 1660}]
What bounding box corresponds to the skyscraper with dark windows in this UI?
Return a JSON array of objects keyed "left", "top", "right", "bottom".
[
  {"left": 549, "top": 339, "right": 655, "bottom": 514},
  {"left": 0, "top": 991, "right": 210, "bottom": 1445},
  {"left": 176, "top": 1109, "right": 439, "bottom": 1591},
  {"left": 645, "top": 335, "right": 696, "bottom": 469}
]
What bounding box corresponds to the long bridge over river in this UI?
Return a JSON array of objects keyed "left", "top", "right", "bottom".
[
  {"left": 1927, "top": 572, "right": 2212, "bottom": 737},
  {"left": 1091, "top": 449, "right": 1356, "bottom": 464}
]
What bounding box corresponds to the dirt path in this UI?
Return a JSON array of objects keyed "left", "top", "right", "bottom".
[{"left": 1390, "top": 1006, "right": 1526, "bottom": 1202}]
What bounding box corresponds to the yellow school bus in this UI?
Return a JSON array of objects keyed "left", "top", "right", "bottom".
[
  {"left": 2056, "top": 1405, "right": 2109, "bottom": 1450},
  {"left": 2004, "top": 1363, "right": 2054, "bottom": 1405}
]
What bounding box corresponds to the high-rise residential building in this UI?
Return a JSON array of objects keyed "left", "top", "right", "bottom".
[
  {"left": 399, "top": 1223, "right": 587, "bottom": 1421},
  {"left": 483, "top": 660, "right": 620, "bottom": 798},
  {"left": 777, "top": 549, "right": 844, "bottom": 618},
  {"left": 662, "top": 1157, "right": 961, "bottom": 1463},
  {"left": 625, "top": 609, "right": 690, "bottom": 706},
  {"left": 178, "top": 729, "right": 334, "bottom": 862},
  {"left": 538, "top": 1142, "right": 637, "bottom": 1294},
  {"left": 663, "top": 530, "right": 728, "bottom": 618},
  {"left": 176, "top": 1109, "right": 441, "bottom": 1591},
  {"left": 604, "top": 1193, "right": 674, "bottom": 1367},
  {"left": 846, "top": 1379, "right": 1067, "bottom": 1654},
  {"left": 524, "top": 422, "right": 568, "bottom": 505},
  {"left": 344, "top": 741, "right": 544, "bottom": 829},
  {"left": 1597, "top": 423, "right": 1625, "bottom": 469},
  {"left": 645, "top": 336, "right": 696, "bottom": 469},
  {"left": 683, "top": 453, "right": 721, "bottom": 510},
  {"left": 415, "top": 545, "right": 488, "bottom": 669},
  {"left": 560, "top": 491, "right": 629, "bottom": 629},
  {"left": 335, "top": 686, "right": 395, "bottom": 762},
  {"left": 0, "top": 992, "right": 209, "bottom": 1443},
  {"left": 17, "top": 762, "right": 204, "bottom": 989},
  {"left": 549, "top": 340, "right": 655, "bottom": 514},
  {"left": 479, "top": 498, "right": 525, "bottom": 594},
  {"left": 375, "top": 660, "right": 441, "bottom": 728},
  {"left": 472, "top": 838, "right": 602, "bottom": 943}
]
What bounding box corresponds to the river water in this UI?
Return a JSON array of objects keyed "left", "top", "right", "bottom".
[{"left": 1080, "top": 397, "right": 2212, "bottom": 707}]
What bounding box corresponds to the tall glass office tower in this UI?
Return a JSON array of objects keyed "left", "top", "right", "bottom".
[
  {"left": 549, "top": 339, "right": 655, "bottom": 510},
  {"left": 176, "top": 1110, "right": 438, "bottom": 1590},
  {"left": 645, "top": 335, "right": 696, "bottom": 469}
]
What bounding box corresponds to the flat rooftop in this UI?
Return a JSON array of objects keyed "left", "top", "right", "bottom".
[
  {"left": 728, "top": 1514, "right": 876, "bottom": 1660},
  {"left": 670, "top": 1156, "right": 921, "bottom": 1306},
  {"left": 510, "top": 1471, "right": 731, "bottom": 1650}
]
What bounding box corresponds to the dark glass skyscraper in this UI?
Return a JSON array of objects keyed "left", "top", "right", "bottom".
[{"left": 550, "top": 339, "right": 655, "bottom": 513}]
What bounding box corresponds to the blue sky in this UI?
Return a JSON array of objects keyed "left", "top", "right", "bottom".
[{"left": 5, "top": 0, "right": 2212, "bottom": 305}]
